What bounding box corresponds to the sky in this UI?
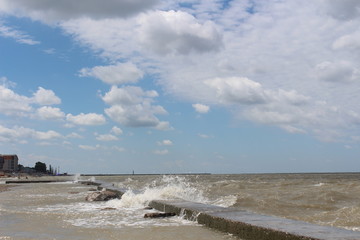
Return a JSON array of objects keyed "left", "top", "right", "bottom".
[{"left": 0, "top": 0, "right": 360, "bottom": 174}]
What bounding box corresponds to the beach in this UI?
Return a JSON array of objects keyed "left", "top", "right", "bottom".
[
  {"left": 0, "top": 177, "right": 237, "bottom": 240},
  {"left": 0, "top": 184, "right": 14, "bottom": 193}
]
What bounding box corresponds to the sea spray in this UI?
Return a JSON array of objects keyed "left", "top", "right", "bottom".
[
  {"left": 108, "top": 175, "right": 207, "bottom": 209},
  {"left": 73, "top": 173, "right": 81, "bottom": 183}
]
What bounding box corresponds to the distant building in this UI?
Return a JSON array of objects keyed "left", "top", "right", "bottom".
[{"left": 0, "top": 154, "right": 19, "bottom": 172}]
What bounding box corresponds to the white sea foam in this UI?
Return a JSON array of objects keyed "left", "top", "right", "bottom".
[
  {"left": 108, "top": 175, "right": 207, "bottom": 209},
  {"left": 211, "top": 195, "right": 238, "bottom": 207},
  {"left": 73, "top": 173, "right": 81, "bottom": 182}
]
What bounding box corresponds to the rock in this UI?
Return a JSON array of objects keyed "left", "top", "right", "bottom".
[
  {"left": 144, "top": 206, "right": 153, "bottom": 210},
  {"left": 144, "top": 212, "right": 177, "bottom": 218},
  {"left": 85, "top": 190, "right": 120, "bottom": 201},
  {"left": 88, "top": 188, "right": 97, "bottom": 191},
  {"left": 68, "top": 191, "right": 80, "bottom": 194}
]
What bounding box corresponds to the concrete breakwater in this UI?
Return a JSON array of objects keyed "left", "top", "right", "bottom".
[{"left": 82, "top": 181, "right": 360, "bottom": 240}]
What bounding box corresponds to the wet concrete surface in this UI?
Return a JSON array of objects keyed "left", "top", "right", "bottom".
[{"left": 85, "top": 181, "right": 360, "bottom": 240}]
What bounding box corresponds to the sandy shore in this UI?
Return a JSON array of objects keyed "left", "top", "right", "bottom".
[{"left": 0, "top": 184, "right": 15, "bottom": 192}]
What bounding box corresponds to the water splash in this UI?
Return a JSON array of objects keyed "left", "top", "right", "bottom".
[
  {"left": 211, "top": 195, "right": 238, "bottom": 207},
  {"left": 73, "top": 173, "right": 81, "bottom": 183},
  {"left": 107, "top": 175, "right": 207, "bottom": 209}
]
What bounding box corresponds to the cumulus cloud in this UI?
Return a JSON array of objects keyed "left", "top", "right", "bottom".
[
  {"left": 96, "top": 134, "right": 118, "bottom": 141},
  {"left": 79, "top": 62, "right": 143, "bottom": 85},
  {"left": 111, "top": 126, "right": 123, "bottom": 135},
  {"left": 34, "top": 130, "right": 62, "bottom": 140},
  {"left": 66, "top": 113, "right": 106, "bottom": 126},
  {"left": 138, "top": 10, "right": 222, "bottom": 55},
  {"left": 205, "top": 77, "right": 268, "bottom": 105},
  {"left": 66, "top": 132, "right": 83, "bottom": 139},
  {"left": 192, "top": 103, "right": 210, "bottom": 113},
  {"left": 102, "top": 85, "right": 158, "bottom": 105},
  {"left": 0, "top": 0, "right": 159, "bottom": 23},
  {"left": 102, "top": 86, "right": 169, "bottom": 129},
  {"left": 36, "top": 106, "right": 65, "bottom": 120},
  {"left": 0, "top": 84, "right": 32, "bottom": 116},
  {"left": 3, "top": 1, "right": 360, "bottom": 142},
  {"left": 332, "top": 32, "right": 360, "bottom": 51},
  {"left": 0, "top": 81, "right": 63, "bottom": 117},
  {"left": 33, "top": 87, "right": 61, "bottom": 105},
  {"left": 58, "top": 10, "right": 222, "bottom": 59},
  {"left": 154, "top": 121, "right": 172, "bottom": 131},
  {"left": 315, "top": 61, "right": 359, "bottom": 83},
  {"left": 0, "top": 124, "right": 62, "bottom": 143}
]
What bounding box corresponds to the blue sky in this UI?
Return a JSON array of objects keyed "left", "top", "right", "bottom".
[{"left": 1, "top": 0, "right": 360, "bottom": 174}]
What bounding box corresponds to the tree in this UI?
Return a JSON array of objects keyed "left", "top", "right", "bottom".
[
  {"left": 18, "top": 164, "right": 24, "bottom": 171},
  {"left": 34, "top": 162, "right": 47, "bottom": 173}
]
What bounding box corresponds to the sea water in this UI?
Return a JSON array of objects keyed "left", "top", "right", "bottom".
[{"left": 1, "top": 173, "right": 360, "bottom": 239}]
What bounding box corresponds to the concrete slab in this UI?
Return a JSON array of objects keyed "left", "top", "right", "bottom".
[
  {"left": 149, "top": 199, "right": 360, "bottom": 240},
  {"left": 85, "top": 181, "right": 360, "bottom": 240}
]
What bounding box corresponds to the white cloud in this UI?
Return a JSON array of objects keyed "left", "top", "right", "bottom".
[
  {"left": 333, "top": 32, "right": 360, "bottom": 51},
  {"left": 315, "top": 61, "right": 358, "bottom": 83},
  {"left": 138, "top": 10, "right": 222, "bottom": 55},
  {"left": 33, "top": 87, "right": 61, "bottom": 105},
  {"left": 111, "top": 126, "right": 123, "bottom": 135},
  {"left": 34, "top": 130, "right": 62, "bottom": 140},
  {"left": 102, "top": 86, "right": 158, "bottom": 105},
  {"left": 0, "top": 81, "right": 64, "bottom": 117},
  {"left": 192, "top": 103, "right": 210, "bottom": 113},
  {"left": 96, "top": 134, "right": 118, "bottom": 141},
  {"left": 198, "top": 133, "right": 212, "bottom": 139},
  {"left": 79, "top": 62, "right": 143, "bottom": 85},
  {"left": 0, "top": 23, "right": 40, "bottom": 45},
  {"left": 0, "top": 0, "right": 159, "bottom": 23},
  {"left": 0, "top": 84, "right": 32, "bottom": 116},
  {"left": 158, "top": 139, "right": 173, "bottom": 146},
  {"left": 154, "top": 121, "right": 172, "bottom": 131},
  {"left": 66, "top": 132, "right": 83, "bottom": 139},
  {"left": 79, "top": 144, "right": 99, "bottom": 151},
  {"left": 0, "top": 125, "right": 62, "bottom": 142},
  {"left": 36, "top": 106, "right": 65, "bottom": 120},
  {"left": 3, "top": 1, "right": 360, "bottom": 142},
  {"left": 103, "top": 86, "right": 168, "bottom": 129},
  {"left": 205, "top": 77, "right": 268, "bottom": 105},
  {"left": 66, "top": 113, "right": 106, "bottom": 126},
  {"left": 153, "top": 149, "right": 169, "bottom": 155}
]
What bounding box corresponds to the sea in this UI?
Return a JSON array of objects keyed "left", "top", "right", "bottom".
[{"left": 1, "top": 173, "right": 360, "bottom": 240}]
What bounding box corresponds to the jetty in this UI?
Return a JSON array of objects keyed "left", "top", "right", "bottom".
[{"left": 83, "top": 180, "right": 360, "bottom": 240}]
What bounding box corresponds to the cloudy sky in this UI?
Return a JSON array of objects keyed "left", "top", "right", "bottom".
[{"left": 1, "top": 0, "right": 360, "bottom": 174}]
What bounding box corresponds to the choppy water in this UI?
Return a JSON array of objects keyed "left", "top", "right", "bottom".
[{"left": 1, "top": 173, "right": 360, "bottom": 239}]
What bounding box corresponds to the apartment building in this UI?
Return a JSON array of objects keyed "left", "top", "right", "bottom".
[{"left": 0, "top": 154, "right": 18, "bottom": 172}]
